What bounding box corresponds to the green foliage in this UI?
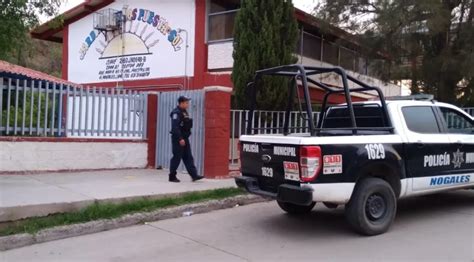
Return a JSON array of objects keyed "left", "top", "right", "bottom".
[
  {"left": 0, "top": 0, "right": 62, "bottom": 59},
  {"left": 0, "top": 188, "right": 245, "bottom": 236},
  {"left": 232, "top": 0, "right": 299, "bottom": 110},
  {"left": 314, "top": 0, "right": 474, "bottom": 105},
  {"left": 1, "top": 90, "right": 53, "bottom": 135},
  {"left": 0, "top": 1, "right": 63, "bottom": 76}
]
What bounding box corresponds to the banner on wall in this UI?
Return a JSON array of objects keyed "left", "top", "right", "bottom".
[{"left": 68, "top": 1, "right": 195, "bottom": 84}]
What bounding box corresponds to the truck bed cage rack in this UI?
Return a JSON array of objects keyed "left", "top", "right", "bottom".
[{"left": 246, "top": 64, "right": 394, "bottom": 136}]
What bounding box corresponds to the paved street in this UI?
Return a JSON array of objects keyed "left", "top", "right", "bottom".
[{"left": 2, "top": 190, "right": 473, "bottom": 262}]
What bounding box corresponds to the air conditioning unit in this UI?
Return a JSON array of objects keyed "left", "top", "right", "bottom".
[{"left": 93, "top": 8, "right": 123, "bottom": 32}]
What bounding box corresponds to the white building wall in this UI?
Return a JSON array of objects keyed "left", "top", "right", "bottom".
[
  {"left": 68, "top": 0, "right": 196, "bottom": 84},
  {"left": 207, "top": 42, "right": 401, "bottom": 97},
  {"left": 208, "top": 41, "right": 234, "bottom": 70},
  {"left": 0, "top": 141, "right": 147, "bottom": 172}
]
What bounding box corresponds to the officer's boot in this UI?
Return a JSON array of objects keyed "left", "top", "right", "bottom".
[{"left": 169, "top": 172, "right": 180, "bottom": 183}]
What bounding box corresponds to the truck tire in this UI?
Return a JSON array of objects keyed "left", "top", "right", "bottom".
[
  {"left": 277, "top": 201, "right": 315, "bottom": 215},
  {"left": 345, "top": 177, "right": 397, "bottom": 236}
]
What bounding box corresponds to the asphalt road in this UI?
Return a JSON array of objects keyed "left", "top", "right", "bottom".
[{"left": 2, "top": 190, "right": 473, "bottom": 262}]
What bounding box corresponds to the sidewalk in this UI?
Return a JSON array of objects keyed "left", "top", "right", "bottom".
[{"left": 0, "top": 169, "right": 236, "bottom": 222}]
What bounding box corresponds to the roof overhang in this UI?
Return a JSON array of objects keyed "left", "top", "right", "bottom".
[{"left": 30, "top": 0, "right": 114, "bottom": 43}]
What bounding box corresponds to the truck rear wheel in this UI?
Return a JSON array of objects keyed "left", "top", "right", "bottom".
[
  {"left": 277, "top": 201, "right": 315, "bottom": 215},
  {"left": 345, "top": 177, "right": 396, "bottom": 236}
]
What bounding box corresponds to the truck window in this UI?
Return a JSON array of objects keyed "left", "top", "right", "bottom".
[
  {"left": 402, "top": 106, "right": 440, "bottom": 134},
  {"left": 439, "top": 107, "right": 474, "bottom": 134},
  {"left": 322, "top": 104, "right": 387, "bottom": 128}
]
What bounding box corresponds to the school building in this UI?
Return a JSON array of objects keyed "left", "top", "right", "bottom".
[{"left": 0, "top": 0, "right": 402, "bottom": 176}]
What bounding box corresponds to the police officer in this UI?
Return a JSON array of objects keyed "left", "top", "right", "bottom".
[{"left": 169, "top": 96, "right": 204, "bottom": 183}]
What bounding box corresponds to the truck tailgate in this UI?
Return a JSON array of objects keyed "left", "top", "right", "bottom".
[{"left": 240, "top": 142, "right": 301, "bottom": 192}]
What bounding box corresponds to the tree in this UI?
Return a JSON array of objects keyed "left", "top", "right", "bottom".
[
  {"left": 0, "top": 0, "right": 62, "bottom": 65},
  {"left": 232, "top": 0, "right": 299, "bottom": 110},
  {"left": 314, "top": 0, "right": 474, "bottom": 105}
]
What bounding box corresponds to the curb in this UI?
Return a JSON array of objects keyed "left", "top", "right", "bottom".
[
  {"left": 1, "top": 188, "right": 243, "bottom": 223},
  {"left": 0, "top": 194, "right": 267, "bottom": 251}
]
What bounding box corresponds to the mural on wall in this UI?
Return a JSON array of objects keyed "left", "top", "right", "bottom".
[{"left": 68, "top": 1, "right": 195, "bottom": 83}]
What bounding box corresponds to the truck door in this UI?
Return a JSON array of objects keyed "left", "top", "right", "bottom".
[
  {"left": 436, "top": 106, "right": 474, "bottom": 186},
  {"left": 400, "top": 105, "right": 452, "bottom": 191}
]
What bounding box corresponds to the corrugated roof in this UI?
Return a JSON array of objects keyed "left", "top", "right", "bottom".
[{"left": 0, "top": 60, "right": 77, "bottom": 86}]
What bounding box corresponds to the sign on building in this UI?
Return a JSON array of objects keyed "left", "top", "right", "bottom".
[{"left": 68, "top": 0, "right": 195, "bottom": 84}]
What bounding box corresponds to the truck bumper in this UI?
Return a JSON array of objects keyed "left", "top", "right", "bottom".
[{"left": 235, "top": 176, "right": 314, "bottom": 206}]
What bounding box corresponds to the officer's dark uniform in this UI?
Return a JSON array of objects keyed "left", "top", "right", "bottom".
[{"left": 169, "top": 96, "right": 202, "bottom": 182}]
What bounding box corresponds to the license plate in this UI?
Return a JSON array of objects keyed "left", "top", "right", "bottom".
[
  {"left": 283, "top": 161, "right": 300, "bottom": 181},
  {"left": 261, "top": 167, "right": 273, "bottom": 177}
]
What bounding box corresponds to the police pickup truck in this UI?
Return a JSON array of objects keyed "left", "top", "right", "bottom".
[{"left": 235, "top": 64, "right": 474, "bottom": 235}]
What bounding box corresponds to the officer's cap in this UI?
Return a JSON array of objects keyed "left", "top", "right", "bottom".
[{"left": 178, "top": 96, "right": 191, "bottom": 103}]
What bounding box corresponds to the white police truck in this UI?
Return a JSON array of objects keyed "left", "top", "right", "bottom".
[{"left": 235, "top": 65, "right": 474, "bottom": 235}]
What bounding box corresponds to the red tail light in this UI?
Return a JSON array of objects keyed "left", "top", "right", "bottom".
[{"left": 299, "top": 146, "right": 322, "bottom": 182}]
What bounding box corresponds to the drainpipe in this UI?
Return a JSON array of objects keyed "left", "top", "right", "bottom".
[{"left": 178, "top": 28, "right": 189, "bottom": 90}]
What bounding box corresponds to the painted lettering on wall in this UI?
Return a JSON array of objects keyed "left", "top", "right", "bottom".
[
  {"left": 98, "top": 56, "right": 150, "bottom": 80},
  {"left": 79, "top": 6, "right": 184, "bottom": 61}
]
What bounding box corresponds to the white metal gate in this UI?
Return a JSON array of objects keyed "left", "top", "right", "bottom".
[{"left": 155, "top": 90, "right": 205, "bottom": 175}]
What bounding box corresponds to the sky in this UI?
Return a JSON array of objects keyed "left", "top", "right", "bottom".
[{"left": 58, "top": 0, "right": 316, "bottom": 14}]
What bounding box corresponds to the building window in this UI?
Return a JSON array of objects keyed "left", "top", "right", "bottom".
[
  {"left": 208, "top": 0, "right": 240, "bottom": 42},
  {"left": 297, "top": 31, "right": 322, "bottom": 61},
  {"left": 322, "top": 40, "right": 339, "bottom": 66},
  {"left": 339, "top": 46, "right": 356, "bottom": 72}
]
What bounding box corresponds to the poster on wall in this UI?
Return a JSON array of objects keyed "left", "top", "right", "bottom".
[{"left": 68, "top": 0, "right": 195, "bottom": 84}]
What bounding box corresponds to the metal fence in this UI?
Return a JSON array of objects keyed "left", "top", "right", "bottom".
[
  {"left": 155, "top": 90, "right": 205, "bottom": 175},
  {"left": 463, "top": 107, "right": 474, "bottom": 116},
  {"left": 229, "top": 110, "right": 320, "bottom": 165},
  {"left": 0, "top": 78, "right": 147, "bottom": 138}
]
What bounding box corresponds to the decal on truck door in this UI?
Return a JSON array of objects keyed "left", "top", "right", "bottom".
[{"left": 451, "top": 149, "right": 465, "bottom": 168}]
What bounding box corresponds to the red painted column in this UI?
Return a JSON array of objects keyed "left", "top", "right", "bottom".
[
  {"left": 61, "top": 25, "right": 69, "bottom": 80},
  {"left": 193, "top": 0, "right": 207, "bottom": 89},
  {"left": 146, "top": 93, "right": 158, "bottom": 168},
  {"left": 204, "top": 87, "right": 232, "bottom": 178}
]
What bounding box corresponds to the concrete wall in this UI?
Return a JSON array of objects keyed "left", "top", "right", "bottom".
[{"left": 0, "top": 140, "right": 147, "bottom": 173}]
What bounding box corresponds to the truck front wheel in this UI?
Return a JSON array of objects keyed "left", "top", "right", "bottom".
[
  {"left": 277, "top": 201, "right": 315, "bottom": 215},
  {"left": 345, "top": 178, "right": 397, "bottom": 236}
]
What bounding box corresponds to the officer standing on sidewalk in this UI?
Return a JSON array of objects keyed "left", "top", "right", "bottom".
[{"left": 168, "top": 96, "right": 204, "bottom": 183}]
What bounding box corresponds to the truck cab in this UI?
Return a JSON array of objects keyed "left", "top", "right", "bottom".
[{"left": 235, "top": 64, "right": 474, "bottom": 235}]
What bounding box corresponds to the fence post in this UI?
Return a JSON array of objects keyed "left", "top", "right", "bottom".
[
  {"left": 203, "top": 86, "right": 232, "bottom": 178},
  {"left": 146, "top": 92, "right": 158, "bottom": 168}
]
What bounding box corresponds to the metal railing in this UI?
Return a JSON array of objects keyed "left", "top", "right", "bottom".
[
  {"left": 0, "top": 78, "right": 147, "bottom": 138},
  {"left": 229, "top": 109, "right": 319, "bottom": 165}
]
